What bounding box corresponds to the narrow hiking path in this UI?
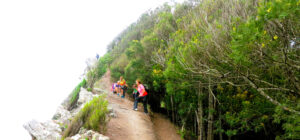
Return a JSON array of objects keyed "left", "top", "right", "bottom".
[{"left": 95, "top": 70, "right": 181, "bottom": 140}]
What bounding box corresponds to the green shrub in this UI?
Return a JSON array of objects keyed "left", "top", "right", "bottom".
[
  {"left": 70, "top": 86, "right": 81, "bottom": 105},
  {"left": 63, "top": 95, "right": 108, "bottom": 138},
  {"left": 81, "top": 79, "right": 87, "bottom": 88},
  {"left": 67, "top": 79, "right": 87, "bottom": 110}
]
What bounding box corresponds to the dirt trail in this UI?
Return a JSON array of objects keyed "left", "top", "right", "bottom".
[
  {"left": 96, "top": 70, "right": 181, "bottom": 140},
  {"left": 152, "top": 113, "right": 181, "bottom": 140}
]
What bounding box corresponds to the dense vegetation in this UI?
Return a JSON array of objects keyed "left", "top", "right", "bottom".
[
  {"left": 90, "top": 0, "right": 300, "bottom": 139},
  {"left": 63, "top": 95, "right": 108, "bottom": 138}
]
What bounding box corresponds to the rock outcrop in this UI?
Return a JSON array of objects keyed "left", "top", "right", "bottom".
[
  {"left": 52, "top": 105, "right": 72, "bottom": 125},
  {"left": 65, "top": 128, "right": 109, "bottom": 140},
  {"left": 77, "top": 87, "right": 96, "bottom": 106},
  {"left": 24, "top": 88, "right": 109, "bottom": 140},
  {"left": 23, "top": 120, "right": 61, "bottom": 140}
]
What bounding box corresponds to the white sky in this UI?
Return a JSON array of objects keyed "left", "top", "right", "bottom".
[{"left": 0, "top": 0, "right": 183, "bottom": 139}]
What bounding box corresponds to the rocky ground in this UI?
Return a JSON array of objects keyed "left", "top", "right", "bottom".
[{"left": 23, "top": 88, "right": 110, "bottom": 140}]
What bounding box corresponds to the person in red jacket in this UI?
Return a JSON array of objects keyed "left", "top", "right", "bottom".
[{"left": 133, "top": 79, "right": 148, "bottom": 114}]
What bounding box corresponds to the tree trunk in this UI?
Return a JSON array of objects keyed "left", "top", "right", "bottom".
[
  {"left": 207, "top": 78, "right": 214, "bottom": 140},
  {"left": 196, "top": 83, "right": 204, "bottom": 140},
  {"left": 218, "top": 104, "right": 223, "bottom": 140},
  {"left": 195, "top": 115, "right": 197, "bottom": 136},
  {"left": 171, "top": 94, "right": 175, "bottom": 123}
]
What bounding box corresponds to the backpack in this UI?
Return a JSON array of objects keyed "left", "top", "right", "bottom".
[{"left": 143, "top": 84, "right": 149, "bottom": 93}]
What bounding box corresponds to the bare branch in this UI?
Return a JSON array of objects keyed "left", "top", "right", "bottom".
[{"left": 243, "top": 76, "right": 300, "bottom": 115}]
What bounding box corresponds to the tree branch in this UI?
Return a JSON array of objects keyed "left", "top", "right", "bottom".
[{"left": 242, "top": 76, "right": 300, "bottom": 115}]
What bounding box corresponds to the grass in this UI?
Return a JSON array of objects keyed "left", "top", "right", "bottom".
[
  {"left": 63, "top": 95, "right": 108, "bottom": 138},
  {"left": 70, "top": 86, "right": 81, "bottom": 105},
  {"left": 87, "top": 88, "right": 92, "bottom": 92},
  {"left": 67, "top": 79, "right": 87, "bottom": 110}
]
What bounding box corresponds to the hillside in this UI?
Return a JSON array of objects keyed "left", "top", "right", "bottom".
[
  {"left": 86, "top": 0, "right": 300, "bottom": 139},
  {"left": 24, "top": 0, "right": 300, "bottom": 139}
]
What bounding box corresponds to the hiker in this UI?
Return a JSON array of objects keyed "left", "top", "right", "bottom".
[
  {"left": 122, "top": 83, "right": 128, "bottom": 98},
  {"left": 120, "top": 76, "right": 126, "bottom": 98},
  {"left": 133, "top": 79, "right": 148, "bottom": 114},
  {"left": 132, "top": 84, "right": 139, "bottom": 109},
  {"left": 111, "top": 83, "right": 117, "bottom": 94},
  {"left": 116, "top": 81, "right": 121, "bottom": 96}
]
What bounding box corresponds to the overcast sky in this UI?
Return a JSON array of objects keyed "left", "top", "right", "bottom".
[{"left": 0, "top": 0, "right": 183, "bottom": 139}]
